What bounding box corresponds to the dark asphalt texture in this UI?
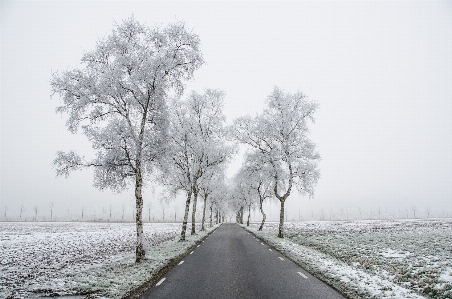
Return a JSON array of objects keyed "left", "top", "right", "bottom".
[{"left": 141, "top": 223, "right": 346, "bottom": 299}]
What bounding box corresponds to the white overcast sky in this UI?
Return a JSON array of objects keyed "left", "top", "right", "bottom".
[{"left": 1, "top": 1, "right": 452, "bottom": 221}]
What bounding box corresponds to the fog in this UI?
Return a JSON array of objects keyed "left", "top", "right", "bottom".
[{"left": 1, "top": 1, "right": 452, "bottom": 222}]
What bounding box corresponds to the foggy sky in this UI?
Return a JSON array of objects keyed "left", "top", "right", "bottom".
[{"left": 1, "top": 1, "right": 452, "bottom": 221}]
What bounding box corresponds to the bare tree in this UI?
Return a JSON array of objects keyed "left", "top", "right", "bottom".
[
  {"left": 234, "top": 87, "right": 320, "bottom": 238},
  {"left": 81, "top": 206, "right": 85, "bottom": 220},
  {"left": 425, "top": 207, "right": 431, "bottom": 218},
  {"left": 3, "top": 205, "right": 6, "bottom": 220},
  {"left": 52, "top": 17, "right": 203, "bottom": 262}
]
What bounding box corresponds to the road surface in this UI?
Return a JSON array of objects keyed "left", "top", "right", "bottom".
[{"left": 141, "top": 223, "right": 346, "bottom": 299}]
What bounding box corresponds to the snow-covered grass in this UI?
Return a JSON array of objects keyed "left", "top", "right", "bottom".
[
  {"left": 1, "top": 222, "right": 219, "bottom": 298},
  {"left": 244, "top": 219, "right": 452, "bottom": 299}
]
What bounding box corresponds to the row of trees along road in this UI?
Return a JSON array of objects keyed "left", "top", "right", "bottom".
[
  {"left": 232, "top": 88, "right": 321, "bottom": 238},
  {"left": 51, "top": 17, "right": 320, "bottom": 262}
]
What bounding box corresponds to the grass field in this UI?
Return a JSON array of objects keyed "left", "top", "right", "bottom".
[{"left": 247, "top": 219, "right": 452, "bottom": 299}]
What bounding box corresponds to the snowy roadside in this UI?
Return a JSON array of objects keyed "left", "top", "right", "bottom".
[
  {"left": 242, "top": 224, "right": 426, "bottom": 299},
  {"left": 1, "top": 222, "right": 220, "bottom": 299}
]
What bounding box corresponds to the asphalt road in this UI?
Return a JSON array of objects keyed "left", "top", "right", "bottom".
[{"left": 141, "top": 223, "right": 346, "bottom": 299}]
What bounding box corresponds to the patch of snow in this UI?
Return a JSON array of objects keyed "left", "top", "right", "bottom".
[{"left": 1, "top": 222, "right": 219, "bottom": 298}]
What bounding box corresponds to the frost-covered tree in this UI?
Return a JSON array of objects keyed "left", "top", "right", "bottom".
[
  {"left": 51, "top": 17, "right": 203, "bottom": 262},
  {"left": 229, "top": 178, "right": 251, "bottom": 225},
  {"left": 198, "top": 167, "right": 227, "bottom": 231},
  {"left": 234, "top": 87, "right": 320, "bottom": 238},
  {"left": 237, "top": 152, "right": 274, "bottom": 230},
  {"left": 158, "top": 90, "right": 232, "bottom": 240}
]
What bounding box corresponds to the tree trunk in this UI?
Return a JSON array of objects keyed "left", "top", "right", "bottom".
[
  {"left": 201, "top": 193, "right": 208, "bottom": 231},
  {"left": 247, "top": 203, "right": 251, "bottom": 226},
  {"left": 240, "top": 206, "right": 244, "bottom": 224},
  {"left": 180, "top": 190, "right": 192, "bottom": 241},
  {"left": 278, "top": 199, "right": 285, "bottom": 238},
  {"left": 135, "top": 172, "right": 145, "bottom": 262},
  {"left": 191, "top": 186, "right": 198, "bottom": 235},
  {"left": 209, "top": 205, "right": 213, "bottom": 227},
  {"left": 259, "top": 197, "right": 266, "bottom": 231}
]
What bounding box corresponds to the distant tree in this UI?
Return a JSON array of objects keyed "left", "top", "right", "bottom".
[
  {"left": 52, "top": 17, "right": 203, "bottom": 262},
  {"left": 49, "top": 202, "right": 54, "bottom": 221},
  {"left": 198, "top": 166, "right": 227, "bottom": 231},
  {"left": 147, "top": 202, "right": 152, "bottom": 222},
  {"left": 234, "top": 87, "right": 320, "bottom": 238},
  {"left": 20, "top": 204, "right": 26, "bottom": 219},
  {"left": 81, "top": 206, "right": 85, "bottom": 220},
  {"left": 161, "top": 202, "right": 166, "bottom": 221},
  {"left": 235, "top": 152, "right": 273, "bottom": 230},
  {"left": 33, "top": 205, "right": 38, "bottom": 221},
  {"left": 425, "top": 207, "right": 431, "bottom": 218},
  {"left": 3, "top": 205, "right": 6, "bottom": 220},
  {"left": 411, "top": 205, "right": 418, "bottom": 218}
]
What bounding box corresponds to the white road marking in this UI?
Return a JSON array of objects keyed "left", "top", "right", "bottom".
[
  {"left": 178, "top": 260, "right": 184, "bottom": 265},
  {"left": 202, "top": 241, "right": 204, "bottom": 242},
  {"left": 156, "top": 278, "right": 166, "bottom": 286},
  {"left": 197, "top": 245, "right": 200, "bottom": 247},
  {"left": 279, "top": 257, "right": 284, "bottom": 261},
  {"left": 297, "top": 272, "right": 308, "bottom": 279},
  {"left": 269, "top": 249, "right": 272, "bottom": 251},
  {"left": 190, "top": 251, "right": 194, "bottom": 254},
  {"left": 261, "top": 242, "right": 264, "bottom": 245}
]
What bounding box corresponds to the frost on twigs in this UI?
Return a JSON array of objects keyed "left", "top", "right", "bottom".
[
  {"left": 232, "top": 87, "right": 320, "bottom": 238},
  {"left": 50, "top": 16, "right": 204, "bottom": 262},
  {"left": 53, "top": 151, "right": 83, "bottom": 178}
]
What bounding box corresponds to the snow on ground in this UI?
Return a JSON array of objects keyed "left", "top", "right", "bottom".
[
  {"left": 245, "top": 219, "right": 452, "bottom": 299},
  {"left": 1, "top": 222, "right": 217, "bottom": 298}
]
